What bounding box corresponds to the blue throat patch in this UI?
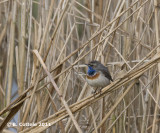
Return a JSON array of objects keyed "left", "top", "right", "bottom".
[{"left": 87, "top": 66, "right": 96, "bottom": 76}]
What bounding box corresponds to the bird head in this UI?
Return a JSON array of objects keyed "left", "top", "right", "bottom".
[
  {"left": 86, "top": 60, "right": 100, "bottom": 69},
  {"left": 86, "top": 60, "right": 100, "bottom": 75}
]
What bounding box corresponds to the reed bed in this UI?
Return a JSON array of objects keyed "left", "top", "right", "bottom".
[{"left": 0, "top": 0, "right": 160, "bottom": 133}]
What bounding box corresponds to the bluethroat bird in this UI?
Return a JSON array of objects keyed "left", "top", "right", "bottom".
[{"left": 86, "top": 60, "right": 113, "bottom": 94}]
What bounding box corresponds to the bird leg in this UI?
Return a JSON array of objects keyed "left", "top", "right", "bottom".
[
  {"left": 93, "top": 89, "right": 97, "bottom": 94},
  {"left": 98, "top": 88, "right": 103, "bottom": 95},
  {"left": 92, "top": 88, "right": 103, "bottom": 97},
  {"left": 92, "top": 88, "right": 98, "bottom": 97}
]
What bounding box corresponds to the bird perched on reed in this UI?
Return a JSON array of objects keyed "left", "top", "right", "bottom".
[{"left": 86, "top": 60, "right": 113, "bottom": 94}]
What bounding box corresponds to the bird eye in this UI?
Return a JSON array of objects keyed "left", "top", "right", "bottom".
[
  {"left": 88, "top": 63, "right": 93, "bottom": 67},
  {"left": 90, "top": 64, "right": 94, "bottom": 67}
]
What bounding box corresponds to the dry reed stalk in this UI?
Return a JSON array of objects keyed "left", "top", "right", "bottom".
[
  {"left": 19, "top": 51, "right": 160, "bottom": 132},
  {"left": 33, "top": 50, "right": 83, "bottom": 133},
  {"left": 151, "top": 0, "right": 160, "bottom": 133},
  {"left": 0, "top": 43, "right": 158, "bottom": 131},
  {"left": 18, "top": 0, "right": 26, "bottom": 95},
  {"left": 92, "top": 80, "right": 137, "bottom": 133},
  {"left": 1, "top": 0, "right": 160, "bottom": 132},
  {"left": 89, "top": 107, "right": 98, "bottom": 133},
  {"left": 6, "top": 0, "right": 17, "bottom": 106},
  {"left": 106, "top": 72, "right": 160, "bottom": 132}
]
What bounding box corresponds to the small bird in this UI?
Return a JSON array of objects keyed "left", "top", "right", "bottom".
[{"left": 86, "top": 60, "right": 113, "bottom": 93}]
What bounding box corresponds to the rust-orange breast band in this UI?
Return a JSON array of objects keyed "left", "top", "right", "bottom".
[{"left": 86, "top": 72, "right": 100, "bottom": 80}]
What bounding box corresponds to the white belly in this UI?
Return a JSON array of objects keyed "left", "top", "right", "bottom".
[{"left": 86, "top": 73, "right": 110, "bottom": 88}]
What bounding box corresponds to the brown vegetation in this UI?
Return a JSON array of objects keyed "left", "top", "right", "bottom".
[{"left": 0, "top": 0, "right": 160, "bottom": 133}]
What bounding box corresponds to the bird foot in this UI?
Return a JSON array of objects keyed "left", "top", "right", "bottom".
[
  {"left": 92, "top": 90, "right": 97, "bottom": 97},
  {"left": 92, "top": 88, "right": 103, "bottom": 97},
  {"left": 92, "top": 90, "right": 97, "bottom": 94}
]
